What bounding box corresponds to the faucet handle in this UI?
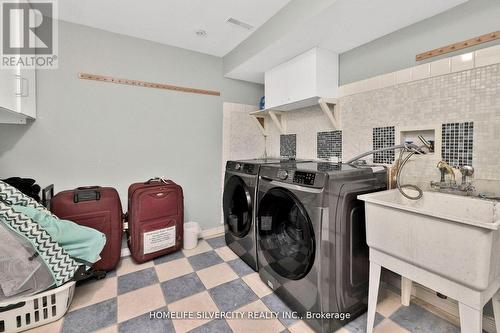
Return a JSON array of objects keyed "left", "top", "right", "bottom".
[
  {"left": 460, "top": 165, "right": 474, "bottom": 186},
  {"left": 460, "top": 165, "right": 474, "bottom": 177}
]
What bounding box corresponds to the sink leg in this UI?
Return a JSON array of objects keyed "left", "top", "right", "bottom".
[
  {"left": 367, "top": 261, "right": 381, "bottom": 333},
  {"left": 459, "top": 302, "right": 482, "bottom": 333},
  {"left": 492, "top": 289, "right": 500, "bottom": 333},
  {"left": 401, "top": 277, "right": 412, "bottom": 306}
]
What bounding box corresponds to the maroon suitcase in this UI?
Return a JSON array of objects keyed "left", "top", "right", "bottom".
[
  {"left": 127, "top": 178, "right": 183, "bottom": 263},
  {"left": 51, "top": 186, "right": 123, "bottom": 271}
]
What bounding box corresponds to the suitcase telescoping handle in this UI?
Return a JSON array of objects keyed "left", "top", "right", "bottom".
[
  {"left": 145, "top": 177, "right": 173, "bottom": 185},
  {"left": 73, "top": 186, "right": 101, "bottom": 203}
]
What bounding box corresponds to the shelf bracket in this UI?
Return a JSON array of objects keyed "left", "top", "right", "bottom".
[
  {"left": 249, "top": 110, "right": 285, "bottom": 135},
  {"left": 319, "top": 97, "right": 340, "bottom": 130},
  {"left": 252, "top": 115, "right": 267, "bottom": 136},
  {"left": 268, "top": 111, "right": 285, "bottom": 134}
]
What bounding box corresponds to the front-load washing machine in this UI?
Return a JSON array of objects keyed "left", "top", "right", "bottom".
[
  {"left": 223, "top": 158, "right": 310, "bottom": 271},
  {"left": 256, "top": 161, "right": 387, "bottom": 332}
]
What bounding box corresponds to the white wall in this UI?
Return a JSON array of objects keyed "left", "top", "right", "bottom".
[{"left": 0, "top": 21, "right": 263, "bottom": 230}]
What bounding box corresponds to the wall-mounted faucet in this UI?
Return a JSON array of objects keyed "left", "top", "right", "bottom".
[
  {"left": 437, "top": 161, "right": 455, "bottom": 184},
  {"left": 431, "top": 162, "right": 475, "bottom": 196}
]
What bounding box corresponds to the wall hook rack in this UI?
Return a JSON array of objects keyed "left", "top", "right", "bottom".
[
  {"left": 78, "top": 73, "right": 220, "bottom": 97},
  {"left": 416, "top": 29, "right": 500, "bottom": 61}
]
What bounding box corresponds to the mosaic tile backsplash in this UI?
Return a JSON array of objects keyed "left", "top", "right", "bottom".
[
  {"left": 373, "top": 126, "right": 395, "bottom": 164},
  {"left": 442, "top": 122, "right": 474, "bottom": 168},
  {"left": 280, "top": 134, "right": 296, "bottom": 158},
  {"left": 317, "top": 131, "right": 342, "bottom": 159}
]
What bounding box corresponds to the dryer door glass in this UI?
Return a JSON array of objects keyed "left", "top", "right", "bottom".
[
  {"left": 223, "top": 176, "right": 252, "bottom": 238},
  {"left": 258, "top": 187, "right": 315, "bottom": 280}
]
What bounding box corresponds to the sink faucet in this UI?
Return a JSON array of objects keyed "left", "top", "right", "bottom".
[
  {"left": 437, "top": 161, "right": 456, "bottom": 184},
  {"left": 431, "top": 162, "right": 475, "bottom": 195}
]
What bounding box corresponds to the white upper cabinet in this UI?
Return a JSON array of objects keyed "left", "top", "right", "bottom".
[
  {"left": 0, "top": 65, "right": 37, "bottom": 125},
  {"left": 264, "top": 47, "right": 338, "bottom": 111},
  {"left": 0, "top": 9, "right": 37, "bottom": 124},
  {"left": 0, "top": 67, "right": 19, "bottom": 114}
]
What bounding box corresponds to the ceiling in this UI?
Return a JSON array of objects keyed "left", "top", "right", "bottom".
[
  {"left": 59, "top": 0, "right": 468, "bottom": 83},
  {"left": 58, "top": 0, "right": 291, "bottom": 57},
  {"left": 224, "top": 0, "right": 469, "bottom": 83}
]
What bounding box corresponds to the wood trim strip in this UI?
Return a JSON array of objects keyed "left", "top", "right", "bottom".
[
  {"left": 416, "top": 30, "right": 500, "bottom": 61},
  {"left": 78, "top": 73, "right": 221, "bottom": 96}
]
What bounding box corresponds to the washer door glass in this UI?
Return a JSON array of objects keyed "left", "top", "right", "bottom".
[
  {"left": 258, "top": 187, "right": 315, "bottom": 280},
  {"left": 223, "top": 176, "right": 252, "bottom": 238}
]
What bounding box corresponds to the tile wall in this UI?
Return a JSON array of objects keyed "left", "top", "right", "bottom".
[
  {"left": 264, "top": 62, "right": 500, "bottom": 193},
  {"left": 339, "top": 44, "right": 500, "bottom": 97}
]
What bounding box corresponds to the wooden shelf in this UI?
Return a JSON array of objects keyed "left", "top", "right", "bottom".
[
  {"left": 250, "top": 96, "right": 325, "bottom": 115},
  {"left": 250, "top": 97, "right": 339, "bottom": 135}
]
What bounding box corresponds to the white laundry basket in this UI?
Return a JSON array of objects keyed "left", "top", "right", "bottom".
[
  {"left": 183, "top": 222, "right": 201, "bottom": 250},
  {"left": 0, "top": 281, "right": 76, "bottom": 333}
]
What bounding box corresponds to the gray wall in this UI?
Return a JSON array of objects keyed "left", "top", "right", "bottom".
[
  {"left": 0, "top": 21, "right": 263, "bottom": 230},
  {"left": 340, "top": 0, "right": 500, "bottom": 85}
]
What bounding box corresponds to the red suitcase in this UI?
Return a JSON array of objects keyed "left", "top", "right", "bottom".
[
  {"left": 127, "top": 178, "right": 183, "bottom": 263},
  {"left": 51, "top": 186, "right": 123, "bottom": 271}
]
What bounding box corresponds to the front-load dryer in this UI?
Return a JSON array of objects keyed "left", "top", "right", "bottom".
[
  {"left": 223, "top": 158, "right": 310, "bottom": 271},
  {"left": 256, "top": 161, "right": 387, "bottom": 332}
]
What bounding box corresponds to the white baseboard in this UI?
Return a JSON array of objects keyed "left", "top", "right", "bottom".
[{"left": 201, "top": 225, "right": 224, "bottom": 238}]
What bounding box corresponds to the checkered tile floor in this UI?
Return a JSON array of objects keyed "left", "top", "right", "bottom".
[{"left": 25, "top": 234, "right": 461, "bottom": 333}]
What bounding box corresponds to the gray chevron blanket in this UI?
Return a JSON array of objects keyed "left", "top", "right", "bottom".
[{"left": 0, "top": 181, "right": 79, "bottom": 286}]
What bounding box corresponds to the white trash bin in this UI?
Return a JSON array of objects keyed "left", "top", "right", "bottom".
[{"left": 183, "top": 222, "right": 201, "bottom": 250}]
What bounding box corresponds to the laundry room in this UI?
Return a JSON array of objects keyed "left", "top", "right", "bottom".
[{"left": 1, "top": 0, "right": 500, "bottom": 332}]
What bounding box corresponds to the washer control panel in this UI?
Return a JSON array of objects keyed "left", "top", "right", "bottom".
[
  {"left": 293, "top": 171, "right": 316, "bottom": 186},
  {"left": 227, "top": 161, "right": 258, "bottom": 175},
  {"left": 243, "top": 164, "right": 256, "bottom": 174}
]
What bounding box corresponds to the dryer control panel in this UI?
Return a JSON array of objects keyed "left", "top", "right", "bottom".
[
  {"left": 293, "top": 171, "right": 316, "bottom": 186},
  {"left": 259, "top": 167, "right": 326, "bottom": 189}
]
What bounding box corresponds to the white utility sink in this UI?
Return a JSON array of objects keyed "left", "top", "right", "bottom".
[
  {"left": 359, "top": 189, "right": 500, "bottom": 332},
  {"left": 359, "top": 189, "right": 500, "bottom": 290}
]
